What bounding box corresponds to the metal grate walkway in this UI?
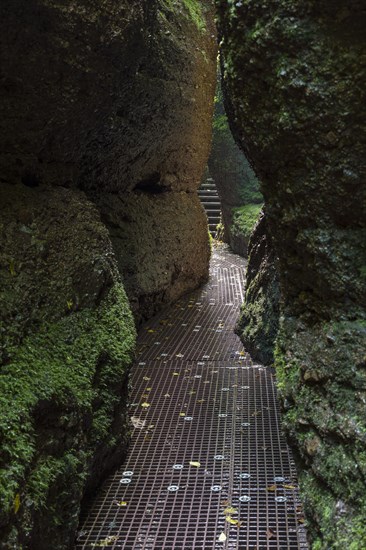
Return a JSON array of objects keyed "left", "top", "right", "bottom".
[{"left": 76, "top": 244, "right": 307, "bottom": 550}]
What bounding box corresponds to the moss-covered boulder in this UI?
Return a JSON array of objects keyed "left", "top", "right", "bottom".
[
  {"left": 217, "top": 0, "right": 366, "bottom": 546},
  {"left": 0, "top": 184, "right": 136, "bottom": 549}
]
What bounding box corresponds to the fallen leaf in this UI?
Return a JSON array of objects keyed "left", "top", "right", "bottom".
[
  {"left": 266, "top": 527, "right": 276, "bottom": 539},
  {"left": 143, "top": 377, "right": 151, "bottom": 381},
  {"left": 179, "top": 412, "right": 186, "bottom": 417},
  {"left": 224, "top": 506, "right": 238, "bottom": 515},
  {"left": 164, "top": 394, "right": 171, "bottom": 398},
  {"left": 114, "top": 500, "right": 127, "bottom": 507},
  {"left": 141, "top": 402, "right": 150, "bottom": 408},
  {"left": 189, "top": 461, "right": 201, "bottom": 468},
  {"left": 173, "top": 372, "right": 180, "bottom": 376},
  {"left": 267, "top": 484, "right": 277, "bottom": 492},
  {"left": 283, "top": 484, "right": 296, "bottom": 490},
  {"left": 147, "top": 329, "right": 155, "bottom": 333},
  {"left": 13, "top": 493, "right": 21, "bottom": 514},
  {"left": 218, "top": 532, "right": 227, "bottom": 542},
  {"left": 226, "top": 516, "right": 242, "bottom": 527},
  {"left": 131, "top": 417, "right": 146, "bottom": 429},
  {"left": 92, "top": 535, "right": 118, "bottom": 547}
]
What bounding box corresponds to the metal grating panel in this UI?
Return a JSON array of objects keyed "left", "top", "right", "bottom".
[{"left": 76, "top": 245, "right": 307, "bottom": 549}]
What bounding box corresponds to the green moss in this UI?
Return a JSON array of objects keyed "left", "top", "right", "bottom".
[
  {"left": 0, "top": 283, "right": 135, "bottom": 541},
  {"left": 359, "top": 265, "right": 366, "bottom": 280},
  {"left": 300, "top": 473, "right": 366, "bottom": 549},
  {"left": 231, "top": 204, "right": 263, "bottom": 238},
  {"left": 160, "top": 0, "right": 206, "bottom": 31},
  {"left": 182, "top": 0, "right": 205, "bottom": 30}
]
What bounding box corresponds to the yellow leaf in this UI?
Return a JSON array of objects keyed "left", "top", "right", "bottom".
[
  {"left": 67, "top": 300, "right": 73, "bottom": 310},
  {"left": 13, "top": 493, "right": 21, "bottom": 514},
  {"left": 218, "top": 532, "right": 227, "bottom": 542},
  {"left": 226, "top": 516, "right": 242, "bottom": 527},
  {"left": 189, "top": 461, "right": 201, "bottom": 468},
  {"left": 223, "top": 506, "right": 238, "bottom": 515},
  {"left": 143, "top": 377, "right": 151, "bottom": 381},
  {"left": 146, "top": 388, "right": 152, "bottom": 391},
  {"left": 179, "top": 412, "right": 186, "bottom": 417},
  {"left": 115, "top": 501, "right": 127, "bottom": 507},
  {"left": 173, "top": 372, "right": 180, "bottom": 376},
  {"left": 147, "top": 329, "right": 155, "bottom": 333},
  {"left": 92, "top": 536, "right": 118, "bottom": 547},
  {"left": 267, "top": 484, "right": 277, "bottom": 492},
  {"left": 239, "top": 351, "right": 245, "bottom": 356},
  {"left": 283, "top": 484, "right": 296, "bottom": 490},
  {"left": 141, "top": 402, "right": 150, "bottom": 408}
]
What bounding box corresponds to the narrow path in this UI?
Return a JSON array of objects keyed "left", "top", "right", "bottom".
[{"left": 76, "top": 245, "right": 307, "bottom": 550}]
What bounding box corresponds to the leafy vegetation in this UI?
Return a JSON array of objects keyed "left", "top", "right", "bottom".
[{"left": 231, "top": 204, "right": 263, "bottom": 238}]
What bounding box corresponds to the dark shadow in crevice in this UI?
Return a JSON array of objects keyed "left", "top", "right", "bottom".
[{"left": 133, "top": 172, "right": 168, "bottom": 194}]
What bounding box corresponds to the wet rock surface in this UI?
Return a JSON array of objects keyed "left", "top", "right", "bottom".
[{"left": 217, "top": 1, "right": 366, "bottom": 546}]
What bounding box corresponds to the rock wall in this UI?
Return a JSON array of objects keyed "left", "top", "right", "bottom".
[
  {"left": 216, "top": 1, "right": 366, "bottom": 547},
  {"left": 0, "top": 184, "right": 136, "bottom": 549},
  {"left": 0, "top": 0, "right": 217, "bottom": 547},
  {"left": 1, "top": 0, "right": 217, "bottom": 319},
  {"left": 236, "top": 212, "right": 280, "bottom": 365}
]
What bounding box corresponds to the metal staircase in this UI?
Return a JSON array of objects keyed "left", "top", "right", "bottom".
[{"left": 198, "top": 177, "right": 221, "bottom": 236}]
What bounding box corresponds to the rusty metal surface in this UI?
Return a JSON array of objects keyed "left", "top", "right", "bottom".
[{"left": 76, "top": 244, "right": 307, "bottom": 550}]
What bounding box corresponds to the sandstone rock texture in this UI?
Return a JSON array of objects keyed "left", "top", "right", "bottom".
[
  {"left": 217, "top": 1, "right": 366, "bottom": 547},
  {"left": 1, "top": 0, "right": 217, "bottom": 319},
  {"left": 0, "top": 0, "right": 217, "bottom": 547}
]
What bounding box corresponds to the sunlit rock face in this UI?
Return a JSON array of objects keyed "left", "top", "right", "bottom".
[
  {"left": 1, "top": 0, "right": 217, "bottom": 320},
  {"left": 216, "top": 1, "right": 366, "bottom": 546},
  {"left": 0, "top": 1, "right": 216, "bottom": 547}
]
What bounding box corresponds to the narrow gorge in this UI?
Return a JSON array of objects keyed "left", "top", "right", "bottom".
[{"left": 1, "top": 1, "right": 365, "bottom": 549}]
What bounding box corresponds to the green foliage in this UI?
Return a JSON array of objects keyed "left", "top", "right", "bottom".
[
  {"left": 160, "top": 0, "right": 206, "bottom": 31},
  {"left": 182, "top": 0, "right": 206, "bottom": 30},
  {"left": 231, "top": 204, "right": 263, "bottom": 238}
]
